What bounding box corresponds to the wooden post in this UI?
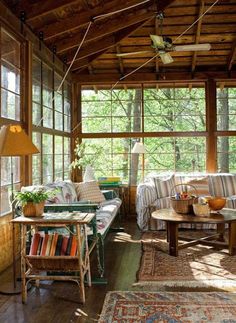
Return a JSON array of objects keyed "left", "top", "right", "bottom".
[{"left": 206, "top": 79, "right": 217, "bottom": 172}]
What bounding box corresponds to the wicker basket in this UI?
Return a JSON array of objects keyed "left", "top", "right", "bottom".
[{"left": 170, "top": 184, "right": 198, "bottom": 214}]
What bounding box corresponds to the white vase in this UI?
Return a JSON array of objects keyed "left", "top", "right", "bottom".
[{"left": 83, "top": 165, "right": 95, "bottom": 182}]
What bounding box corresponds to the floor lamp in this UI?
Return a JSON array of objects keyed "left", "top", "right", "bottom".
[
  {"left": 131, "top": 142, "right": 146, "bottom": 183},
  {"left": 0, "top": 125, "right": 39, "bottom": 294}
]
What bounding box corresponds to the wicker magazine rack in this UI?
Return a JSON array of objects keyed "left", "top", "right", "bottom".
[{"left": 170, "top": 184, "right": 198, "bottom": 214}]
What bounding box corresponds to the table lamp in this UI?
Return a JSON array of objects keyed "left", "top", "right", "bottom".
[
  {"left": 131, "top": 142, "right": 146, "bottom": 182},
  {"left": 0, "top": 125, "right": 39, "bottom": 294}
]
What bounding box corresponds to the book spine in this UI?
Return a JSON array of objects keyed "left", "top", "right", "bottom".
[
  {"left": 40, "top": 234, "right": 49, "bottom": 256},
  {"left": 66, "top": 236, "right": 73, "bottom": 256},
  {"left": 45, "top": 234, "right": 53, "bottom": 256},
  {"left": 37, "top": 236, "right": 43, "bottom": 255},
  {"left": 55, "top": 235, "right": 63, "bottom": 256},
  {"left": 61, "top": 236, "right": 69, "bottom": 256},
  {"left": 29, "top": 233, "right": 41, "bottom": 255},
  {"left": 50, "top": 233, "right": 59, "bottom": 256},
  {"left": 70, "top": 236, "right": 78, "bottom": 256}
]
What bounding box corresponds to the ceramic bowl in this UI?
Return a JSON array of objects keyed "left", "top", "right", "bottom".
[{"left": 207, "top": 197, "right": 226, "bottom": 211}]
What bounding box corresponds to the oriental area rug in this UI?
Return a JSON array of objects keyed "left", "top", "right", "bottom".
[
  {"left": 98, "top": 291, "right": 236, "bottom": 323},
  {"left": 135, "top": 231, "right": 236, "bottom": 291}
]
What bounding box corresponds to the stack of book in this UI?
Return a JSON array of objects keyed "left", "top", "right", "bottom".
[
  {"left": 98, "top": 176, "right": 121, "bottom": 185},
  {"left": 29, "top": 232, "right": 79, "bottom": 256}
]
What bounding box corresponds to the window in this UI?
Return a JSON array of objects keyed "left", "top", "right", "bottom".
[
  {"left": 32, "top": 55, "right": 72, "bottom": 184},
  {"left": 82, "top": 87, "right": 142, "bottom": 133},
  {"left": 81, "top": 85, "right": 206, "bottom": 184},
  {"left": 0, "top": 28, "right": 21, "bottom": 215}
]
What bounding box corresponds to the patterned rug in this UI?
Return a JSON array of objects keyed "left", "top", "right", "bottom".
[
  {"left": 136, "top": 231, "right": 236, "bottom": 290},
  {"left": 99, "top": 291, "right": 236, "bottom": 323}
]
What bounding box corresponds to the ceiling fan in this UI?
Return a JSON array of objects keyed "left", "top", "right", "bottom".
[{"left": 117, "top": 34, "right": 211, "bottom": 64}]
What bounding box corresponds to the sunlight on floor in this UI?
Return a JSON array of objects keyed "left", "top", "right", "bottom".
[
  {"left": 74, "top": 308, "right": 88, "bottom": 317},
  {"left": 112, "top": 232, "right": 142, "bottom": 243}
]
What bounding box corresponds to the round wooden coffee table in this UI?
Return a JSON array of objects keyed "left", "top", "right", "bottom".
[{"left": 151, "top": 208, "right": 236, "bottom": 257}]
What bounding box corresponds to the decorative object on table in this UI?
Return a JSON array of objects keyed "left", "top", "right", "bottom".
[
  {"left": 136, "top": 231, "right": 236, "bottom": 290},
  {"left": 83, "top": 165, "right": 96, "bottom": 182},
  {"left": 193, "top": 203, "right": 210, "bottom": 217},
  {"left": 15, "top": 188, "right": 56, "bottom": 217},
  {"left": 99, "top": 291, "right": 236, "bottom": 323},
  {"left": 170, "top": 184, "right": 197, "bottom": 214},
  {"left": 205, "top": 196, "right": 226, "bottom": 211},
  {"left": 0, "top": 124, "right": 39, "bottom": 294}
]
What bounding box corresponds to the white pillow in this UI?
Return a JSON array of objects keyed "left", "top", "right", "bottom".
[{"left": 75, "top": 180, "right": 105, "bottom": 203}]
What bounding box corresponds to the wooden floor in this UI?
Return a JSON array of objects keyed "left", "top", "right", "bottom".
[{"left": 0, "top": 218, "right": 142, "bottom": 323}]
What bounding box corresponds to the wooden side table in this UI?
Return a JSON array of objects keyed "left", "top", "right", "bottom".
[{"left": 12, "top": 212, "right": 95, "bottom": 304}]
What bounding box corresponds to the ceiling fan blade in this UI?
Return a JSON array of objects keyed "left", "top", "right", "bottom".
[
  {"left": 173, "top": 43, "right": 211, "bottom": 52},
  {"left": 116, "top": 51, "right": 153, "bottom": 57},
  {"left": 150, "top": 35, "right": 165, "bottom": 48},
  {"left": 159, "top": 52, "right": 174, "bottom": 64}
]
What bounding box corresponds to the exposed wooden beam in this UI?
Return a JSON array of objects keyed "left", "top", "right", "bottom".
[
  {"left": 42, "top": 0, "right": 154, "bottom": 40},
  {"left": 69, "top": 21, "right": 152, "bottom": 71},
  {"left": 228, "top": 38, "right": 236, "bottom": 71},
  {"left": 12, "top": 0, "right": 79, "bottom": 21},
  {"left": 116, "top": 44, "right": 125, "bottom": 75},
  {"left": 56, "top": 7, "right": 156, "bottom": 54},
  {"left": 72, "top": 70, "right": 236, "bottom": 83},
  {"left": 67, "top": 0, "right": 177, "bottom": 71},
  {"left": 191, "top": 0, "right": 205, "bottom": 73}
]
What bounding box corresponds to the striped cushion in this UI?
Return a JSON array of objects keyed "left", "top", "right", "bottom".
[
  {"left": 152, "top": 175, "right": 175, "bottom": 198},
  {"left": 208, "top": 174, "right": 236, "bottom": 197},
  {"left": 75, "top": 180, "right": 106, "bottom": 203}
]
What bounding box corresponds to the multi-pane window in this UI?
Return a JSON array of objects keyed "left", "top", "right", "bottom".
[
  {"left": 81, "top": 85, "right": 206, "bottom": 184},
  {"left": 32, "top": 55, "right": 72, "bottom": 185},
  {"left": 0, "top": 28, "right": 21, "bottom": 215},
  {"left": 217, "top": 87, "right": 236, "bottom": 173},
  {"left": 82, "top": 87, "right": 142, "bottom": 133}
]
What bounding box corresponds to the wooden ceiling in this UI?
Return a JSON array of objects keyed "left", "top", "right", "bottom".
[{"left": 3, "top": 0, "right": 236, "bottom": 79}]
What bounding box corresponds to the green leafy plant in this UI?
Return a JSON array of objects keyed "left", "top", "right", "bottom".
[{"left": 15, "top": 188, "right": 56, "bottom": 206}]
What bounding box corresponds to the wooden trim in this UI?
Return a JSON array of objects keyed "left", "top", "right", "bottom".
[
  {"left": 206, "top": 79, "right": 217, "bottom": 172},
  {"left": 80, "top": 131, "right": 208, "bottom": 139},
  {"left": 73, "top": 71, "right": 236, "bottom": 83},
  {"left": 228, "top": 38, "right": 236, "bottom": 71}
]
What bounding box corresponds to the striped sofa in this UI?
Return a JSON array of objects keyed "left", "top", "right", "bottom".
[{"left": 136, "top": 173, "right": 236, "bottom": 231}]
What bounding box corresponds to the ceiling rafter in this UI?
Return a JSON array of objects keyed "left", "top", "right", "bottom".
[
  {"left": 12, "top": 0, "right": 80, "bottom": 21},
  {"left": 228, "top": 38, "right": 236, "bottom": 71},
  {"left": 191, "top": 0, "right": 205, "bottom": 73},
  {"left": 154, "top": 16, "right": 159, "bottom": 74},
  {"left": 56, "top": 6, "right": 156, "bottom": 54},
  {"left": 69, "top": 0, "right": 176, "bottom": 72},
  {"left": 42, "top": 0, "right": 152, "bottom": 41}
]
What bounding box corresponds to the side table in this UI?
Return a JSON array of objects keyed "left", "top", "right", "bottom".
[{"left": 12, "top": 212, "right": 95, "bottom": 304}]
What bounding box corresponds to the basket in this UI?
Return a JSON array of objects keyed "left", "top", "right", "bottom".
[{"left": 170, "top": 184, "right": 198, "bottom": 214}]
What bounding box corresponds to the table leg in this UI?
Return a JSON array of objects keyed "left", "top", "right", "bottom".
[
  {"left": 168, "top": 222, "right": 178, "bottom": 257},
  {"left": 229, "top": 222, "right": 236, "bottom": 256},
  {"left": 216, "top": 223, "right": 225, "bottom": 242}
]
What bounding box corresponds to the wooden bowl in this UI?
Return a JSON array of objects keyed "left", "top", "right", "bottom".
[{"left": 207, "top": 197, "right": 226, "bottom": 211}]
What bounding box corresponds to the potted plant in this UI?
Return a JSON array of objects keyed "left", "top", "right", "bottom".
[{"left": 15, "top": 187, "right": 55, "bottom": 217}]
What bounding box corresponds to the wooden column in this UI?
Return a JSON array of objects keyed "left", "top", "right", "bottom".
[
  {"left": 22, "top": 41, "right": 33, "bottom": 186},
  {"left": 206, "top": 79, "right": 217, "bottom": 172},
  {"left": 71, "top": 83, "right": 81, "bottom": 182}
]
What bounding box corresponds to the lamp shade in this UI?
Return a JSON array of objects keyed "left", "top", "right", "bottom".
[
  {"left": 131, "top": 142, "right": 146, "bottom": 154},
  {"left": 0, "top": 125, "right": 39, "bottom": 156}
]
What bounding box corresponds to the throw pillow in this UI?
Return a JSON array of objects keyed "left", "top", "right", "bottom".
[
  {"left": 152, "top": 174, "right": 175, "bottom": 198},
  {"left": 75, "top": 180, "right": 106, "bottom": 203},
  {"left": 208, "top": 174, "right": 236, "bottom": 197}
]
